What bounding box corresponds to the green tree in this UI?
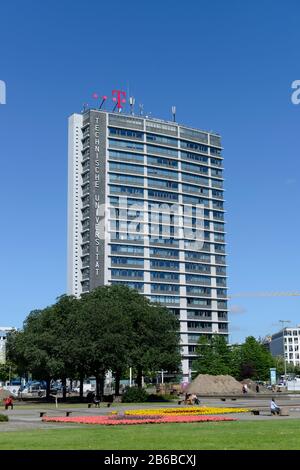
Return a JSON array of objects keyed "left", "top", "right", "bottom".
[
  {"left": 7, "top": 303, "right": 76, "bottom": 400},
  {"left": 239, "top": 336, "right": 274, "bottom": 380},
  {"left": 193, "top": 335, "right": 233, "bottom": 375},
  {"left": 78, "top": 285, "right": 133, "bottom": 397},
  {"left": 126, "top": 291, "right": 181, "bottom": 387},
  {"left": 7, "top": 285, "right": 181, "bottom": 398},
  {"left": 274, "top": 356, "right": 295, "bottom": 376},
  {"left": 229, "top": 344, "right": 242, "bottom": 379},
  {"left": 79, "top": 285, "right": 181, "bottom": 392},
  {"left": 0, "top": 363, "right": 10, "bottom": 382}
]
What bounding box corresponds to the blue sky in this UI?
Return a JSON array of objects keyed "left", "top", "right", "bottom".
[{"left": 0, "top": 0, "right": 299, "bottom": 342}]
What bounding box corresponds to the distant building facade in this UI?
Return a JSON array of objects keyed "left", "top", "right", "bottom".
[
  {"left": 269, "top": 326, "right": 300, "bottom": 367},
  {"left": 0, "top": 327, "right": 14, "bottom": 364}
]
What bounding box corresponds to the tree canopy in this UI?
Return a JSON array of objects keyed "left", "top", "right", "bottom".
[
  {"left": 6, "top": 285, "right": 181, "bottom": 397},
  {"left": 193, "top": 335, "right": 275, "bottom": 381}
]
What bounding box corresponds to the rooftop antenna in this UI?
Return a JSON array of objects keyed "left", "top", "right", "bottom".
[
  {"left": 92, "top": 93, "right": 108, "bottom": 110},
  {"left": 172, "top": 105, "right": 176, "bottom": 122},
  {"left": 99, "top": 95, "right": 107, "bottom": 110},
  {"left": 129, "top": 96, "right": 135, "bottom": 115},
  {"left": 81, "top": 103, "right": 89, "bottom": 113},
  {"left": 139, "top": 103, "right": 144, "bottom": 116}
]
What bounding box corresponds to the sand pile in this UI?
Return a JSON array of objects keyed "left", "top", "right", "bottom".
[{"left": 187, "top": 374, "right": 251, "bottom": 395}]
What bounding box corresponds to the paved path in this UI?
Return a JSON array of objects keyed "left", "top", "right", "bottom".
[{"left": 1, "top": 396, "right": 300, "bottom": 431}]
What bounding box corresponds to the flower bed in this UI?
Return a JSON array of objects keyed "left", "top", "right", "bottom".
[
  {"left": 42, "top": 414, "right": 236, "bottom": 426},
  {"left": 124, "top": 406, "right": 249, "bottom": 416}
]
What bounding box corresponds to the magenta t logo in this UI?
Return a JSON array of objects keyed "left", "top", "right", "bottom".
[{"left": 112, "top": 89, "right": 126, "bottom": 109}]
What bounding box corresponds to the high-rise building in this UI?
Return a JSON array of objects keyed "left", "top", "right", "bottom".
[{"left": 68, "top": 107, "right": 228, "bottom": 380}]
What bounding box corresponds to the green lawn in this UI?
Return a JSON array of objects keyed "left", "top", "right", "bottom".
[{"left": 1, "top": 420, "right": 300, "bottom": 449}]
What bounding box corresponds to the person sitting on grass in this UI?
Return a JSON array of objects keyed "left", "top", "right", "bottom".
[{"left": 270, "top": 397, "right": 281, "bottom": 415}]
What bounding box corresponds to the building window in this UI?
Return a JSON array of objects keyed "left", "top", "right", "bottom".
[
  {"left": 148, "top": 189, "right": 178, "bottom": 201},
  {"left": 109, "top": 150, "right": 144, "bottom": 163},
  {"left": 146, "top": 133, "right": 177, "bottom": 146},
  {"left": 150, "top": 260, "right": 179, "bottom": 269},
  {"left": 111, "top": 269, "right": 144, "bottom": 279},
  {"left": 180, "top": 141, "right": 208, "bottom": 153},
  {"left": 147, "top": 145, "right": 178, "bottom": 157},
  {"left": 108, "top": 127, "right": 143, "bottom": 139},
  {"left": 181, "top": 151, "right": 208, "bottom": 163},
  {"left": 148, "top": 156, "right": 178, "bottom": 167},
  {"left": 109, "top": 139, "right": 144, "bottom": 151},
  {"left": 150, "top": 272, "right": 179, "bottom": 281}
]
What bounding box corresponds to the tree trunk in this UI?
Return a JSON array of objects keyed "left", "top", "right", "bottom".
[
  {"left": 115, "top": 370, "right": 121, "bottom": 396},
  {"left": 79, "top": 374, "right": 84, "bottom": 401},
  {"left": 96, "top": 372, "right": 105, "bottom": 400},
  {"left": 100, "top": 374, "right": 105, "bottom": 398},
  {"left": 62, "top": 377, "right": 67, "bottom": 401},
  {"left": 46, "top": 379, "right": 51, "bottom": 400},
  {"left": 96, "top": 375, "right": 100, "bottom": 398},
  {"left": 136, "top": 367, "right": 143, "bottom": 388}
]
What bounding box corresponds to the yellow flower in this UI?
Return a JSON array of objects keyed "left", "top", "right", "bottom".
[{"left": 124, "top": 406, "right": 250, "bottom": 416}]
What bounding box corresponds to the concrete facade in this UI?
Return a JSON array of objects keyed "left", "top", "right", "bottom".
[
  {"left": 269, "top": 327, "right": 300, "bottom": 366},
  {"left": 67, "top": 109, "right": 228, "bottom": 381}
]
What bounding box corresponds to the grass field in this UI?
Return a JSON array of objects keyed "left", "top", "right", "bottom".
[{"left": 1, "top": 420, "right": 300, "bottom": 450}]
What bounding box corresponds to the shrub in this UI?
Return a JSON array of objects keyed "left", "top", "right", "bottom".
[
  {"left": 147, "top": 394, "right": 173, "bottom": 402},
  {"left": 0, "top": 414, "right": 8, "bottom": 422},
  {"left": 121, "top": 387, "right": 149, "bottom": 403}
]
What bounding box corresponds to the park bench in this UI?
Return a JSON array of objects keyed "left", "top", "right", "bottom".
[
  {"left": 39, "top": 410, "right": 73, "bottom": 418},
  {"left": 88, "top": 402, "right": 111, "bottom": 408},
  {"left": 251, "top": 409, "right": 271, "bottom": 416},
  {"left": 88, "top": 402, "right": 99, "bottom": 408},
  {"left": 251, "top": 406, "right": 289, "bottom": 417}
]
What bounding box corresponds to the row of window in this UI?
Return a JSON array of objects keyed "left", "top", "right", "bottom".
[
  {"left": 109, "top": 184, "right": 225, "bottom": 207},
  {"left": 108, "top": 162, "right": 222, "bottom": 181},
  {"left": 110, "top": 244, "right": 226, "bottom": 258},
  {"left": 110, "top": 268, "right": 226, "bottom": 288},
  {"left": 108, "top": 151, "right": 221, "bottom": 169},
  {"left": 108, "top": 138, "right": 222, "bottom": 158},
  {"left": 109, "top": 183, "right": 224, "bottom": 201},
  {"left": 108, "top": 127, "right": 221, "bottom": 150},
  {"left": 108, "top": 228, "right": 225, "bottom": 246},
  {"left": 109, "top": 263, "right": 226, "bottom": 285},
  {"left": 109, "top": 198, "right": 223, "bottom": 217}
]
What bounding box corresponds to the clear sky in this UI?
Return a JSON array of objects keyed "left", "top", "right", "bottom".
[{"left": 0, "top": 0, "right": 300, "bottom": 342}]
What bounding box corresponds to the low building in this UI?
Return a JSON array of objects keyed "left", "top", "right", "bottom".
[
  {"left": 0, "top": 327, "right": 14, "bottom": 364},
  {"left": 269, "top": 326, "right": 300, "bottom": 367}
]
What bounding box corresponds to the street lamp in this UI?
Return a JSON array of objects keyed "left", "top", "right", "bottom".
[{"left": 279, "top": 320, "right": 291, "bottom": 383}]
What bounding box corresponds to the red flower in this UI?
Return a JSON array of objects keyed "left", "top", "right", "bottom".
[{"left": 42, "top": 415, "right": 236, "bottom": 426}]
